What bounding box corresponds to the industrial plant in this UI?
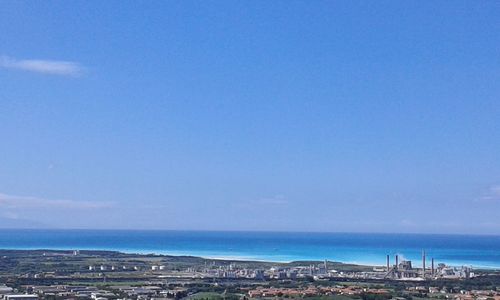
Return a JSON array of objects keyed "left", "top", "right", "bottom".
[{"left": 384, "top": 251, "right": 474, "bottom": 280}]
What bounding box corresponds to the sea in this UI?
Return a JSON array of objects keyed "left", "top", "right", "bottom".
[{"left": 0, "top": 229, "right": 499, "bottom": 269}]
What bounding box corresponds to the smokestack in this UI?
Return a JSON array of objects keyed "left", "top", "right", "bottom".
[
  {"left": 395, "top": 255, "right": 399, "bottom": 269},
  {"left": 386, "top": 255, "right": 390, "bottom": 271},
  {"left": 431, "top": 258, "right": 435, "bottom": 275},
  {"left": 422, "top": 250, "right": 426, "bottom": 274}
]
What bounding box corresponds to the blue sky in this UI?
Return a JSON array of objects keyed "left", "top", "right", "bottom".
[{"left": 1, "top": 1, "right": 499, "bottom": 234}]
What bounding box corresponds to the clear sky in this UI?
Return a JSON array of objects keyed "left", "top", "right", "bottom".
[{"left": 1, "top": 1, "right": 499, "bottom": 234}]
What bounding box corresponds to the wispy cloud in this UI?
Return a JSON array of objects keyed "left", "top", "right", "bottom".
[
  {"left": 476, "top": 185, "right": 500, "bottom": 203},
  {"left": 0, "top": 55, "right": 84, "bottom": 76},
  {"left": 257, "top": 194, "right": 288, "bottom": 205},
  {"left": 0, "top": 193, "right": 112, "bottom": 210},
  {"left": 1, "top": 211, "right": 20, "bottom": 220}
]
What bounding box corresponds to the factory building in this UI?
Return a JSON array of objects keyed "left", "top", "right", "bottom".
[{"left": 384, "top": 252, "right": 473, "bottom": 280}]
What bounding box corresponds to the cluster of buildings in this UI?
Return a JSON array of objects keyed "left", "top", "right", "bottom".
[
  {"left": 88, "top": 265, "right": 143, "bottom": 272},
  {"left": 85, "top": 260, "right": 335, "bottom": 281},
  {"left": 82, "top": 254, "right": 476, "bottom": 284},
  {"left": 384, "top": 252, "right": 474, "bottom": 280},
  {"left": 247, "top": 285, "right": 390, "bottom": 298},
  {"left": 190, "top": 255, "right": 474, "bottom": 282},
  {"left": 0, "top": 284, "right": 187, "bottom": 300},
  {"left": 265, "top": 261, "right": 332, "bottom": 280},
  {"left": 82, "top": 250, "right": 476, "bottom": 282},
  {"left": 196, "top": 260, "right": 333, "bottom": 280},
  {"left": 0, "top": 285, "right": 37, "bottom": 300},
  {"left": 405, "top": 285, "right": 500, "bottom": 300},
  {"left": 87, "top": 264, "right": 168, "bottom": 272}
]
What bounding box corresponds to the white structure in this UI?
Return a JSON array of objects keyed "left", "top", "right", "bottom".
[
  {"left": 3, "top": 295, "right": 39, "bottom": 300},
  {"left": 0, "top": 285, "right": 14, "bottom": 294}
]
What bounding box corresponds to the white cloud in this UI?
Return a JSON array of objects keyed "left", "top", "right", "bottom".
[
  {"left": 1, "top": 211, "right": 20, "bottom": 220},
  {"left": 476, "top": 185, "right": 500, "bottom": 203},
  {"left": 490, "top": 185, "right": 500, "bottom": 196},
  {"left": 257, "top": 194, "right": 288, "bottom": 205},
  {"left": 0, "top": 55, "right": 84, "bottom": 76},
  {"left": 0, "top": 193, "right": 112, "bottom": 210}
]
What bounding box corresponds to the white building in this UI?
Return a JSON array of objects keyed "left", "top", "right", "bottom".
[{"left": 3, "top": 295, "right": 39, "bottom": 300}]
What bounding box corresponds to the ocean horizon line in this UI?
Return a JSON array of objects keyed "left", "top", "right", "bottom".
[{"left": 2, "top": 228, "right": 499, "bottom": 238}]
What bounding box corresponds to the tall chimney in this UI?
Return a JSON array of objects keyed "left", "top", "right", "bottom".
[
  {"left": 386, "top": 255, "right": 390, "bottom": 271},
  {"left": 422, "top": 250, "right": 426, "bottom": 274}
]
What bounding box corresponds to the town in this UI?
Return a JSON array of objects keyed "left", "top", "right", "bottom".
[{"left": 1, "top": 250, "right": 499, "bottom": 300}]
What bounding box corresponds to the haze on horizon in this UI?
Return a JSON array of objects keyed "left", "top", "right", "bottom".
[{"left": 1, "top": 1, "right": 499, "bottom": 235}]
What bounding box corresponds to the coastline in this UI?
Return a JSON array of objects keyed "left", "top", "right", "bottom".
[
  {"left": 2, "top": 229, "right": 500, "bottom": 269},
  {"left": 2, "top": 247, "right": 500, "bottom": 270},
  {"left": 1, "top": 246, "right": 371, "bottom": 265}
]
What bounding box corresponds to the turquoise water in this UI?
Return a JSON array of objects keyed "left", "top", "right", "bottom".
[{"left": 1, "top": 229, "right": 499, "bottom": 269}]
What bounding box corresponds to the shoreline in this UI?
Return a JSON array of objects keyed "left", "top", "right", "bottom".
[
  {"left": 2, "top": 229, "right": 500, "bottom": 270},
  {"left": 2, "top": 247, "right": 500, "bottom": 270}
]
